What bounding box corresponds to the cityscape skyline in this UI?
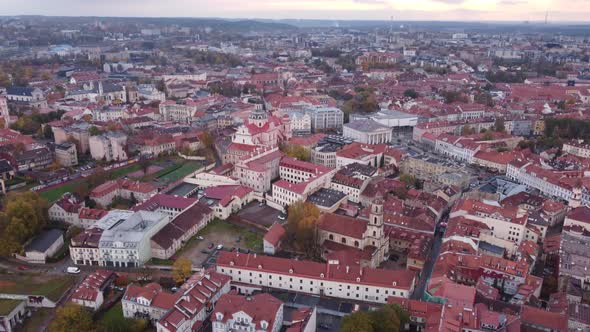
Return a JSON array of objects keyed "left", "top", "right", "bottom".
[{"left": 2, "top": 0, "right": 590, "bottom": 23}]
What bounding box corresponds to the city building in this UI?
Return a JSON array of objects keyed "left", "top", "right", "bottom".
[
  {"left": 54, "top": 142, "right": 78, "bottom": 167},
  {"left": 212, "top": 292, "right": 284, "bottom": 332},
  {"left": 343, "top": 119, "right": 392, "bottom": 144},
  {"left": 216, "top": 251, "right": 416, "bottom": 303}
]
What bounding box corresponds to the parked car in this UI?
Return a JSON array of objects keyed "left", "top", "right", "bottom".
[
  {"left": 17, "top": 265, "right": 28, "bottom": 271},
  {"left": 208, "top": 243, "right": 214, "bottom": 249},
  {"left": 216, "top": 244, "right": 224, "bottom": 250},
  {"left": 197, "top": 236, "right": 204, "bottom": 240},
  {"left": 278, "top": 214, "right": 286, "bottom": 221},
  {"left": 201, "top": 249, "right": 210, "bottom": 254},
  {"left": 66, "top": 266, "right": 81, "bottom": 274}
]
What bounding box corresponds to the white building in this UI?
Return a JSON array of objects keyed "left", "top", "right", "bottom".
[
  {"left": 96, "top": 211, "right": 169, "bottom": 268},
  {"left": 343, "top": 119, "right": 392, "bottom": 144},
  {"left": 54, "top": 142, "right": 78, "bottom": 167},
  {"left": 89, "top": 132, "right": 128, "bottom": 162},
  {"left": 212, "top": 293, "right": 284, "bottom": 332},
  {"left": 216, "top": 252, "right": 416, "bottom": 304}
]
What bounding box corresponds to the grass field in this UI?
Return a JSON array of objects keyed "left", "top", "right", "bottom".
[
  {"left": 157, "top": 161, "right": 201, "bottom": 183},
  {"left": 0, "top": 275, "right": 75, "bottom": 302},
  {"left": 39, "top": 164, "right": 143, "bottom": 203}
]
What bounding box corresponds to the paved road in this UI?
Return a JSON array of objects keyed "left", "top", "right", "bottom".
[{"left": 411, "top": 217, "right": 445, "bottom": 300}]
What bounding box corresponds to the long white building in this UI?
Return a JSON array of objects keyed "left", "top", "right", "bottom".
[{"left": 215, "top": 251, "right": 416, "bottom": 304}]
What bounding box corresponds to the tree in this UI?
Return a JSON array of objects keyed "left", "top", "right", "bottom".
[
  {"left": 89, "top": 126, "right": 103, "bottom": 136},
  {"left": 341, "top": 304, "right": 408, "bottom": 332},
  {"left": 372, "top": 304, "right": 408, "bottom": 332},
  {"left": 286, "top": 201, "right": 321, "bottom": 259},
  {"left": 43, "top": 125, "right": 54, "bottom": 140},
  {"left": 200, "top": 132, "right": 214, "bottom": 150},
  {"left": 494, "top": 118, "right": 505, "bottom": 133},
  {"left": 461, "top": 125, "right": 475, "bottom": 135},
  {"left": 280, "top": 143, "right": 311, "bottom": 161},
  {"left": 172, "top": 257, "right": 193, "bottom": 284},
  {"left": 0, "top": 192, "right": 48, "bottom": 256},
  {"left": 49, "top": 304, "right": 94, "bottom": 332},
  {"left": 441, "top": 90, "right": 468, "bottom": 104},
  {"left": 341, "top": 311, "right": 374, "bottom": 332},
  {"left": 403, "top": 89, "right": 418, "bottom": 99}
]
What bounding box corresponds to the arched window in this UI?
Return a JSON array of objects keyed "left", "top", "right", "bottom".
[
  {"left": 373, "top": 231, "right": 376, "bottom": 237},
  {"left": 329, "top": 234, "right": 334, "bottom": 240},
  {"left": 341, "top": 237, "right": 346, "bottom": 244},
  {"left": 354, "top": 241, "right": 359, "bottom": 247}
]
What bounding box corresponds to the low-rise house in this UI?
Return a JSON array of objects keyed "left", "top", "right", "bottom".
[
  {"left": 49, "top": 192, "right": 84, "bottom": 225},
  {"left": 212, "top": 292, "right": 284, "bottom": 332},
  {"left": 22, "top": 229, "right": 64, "bottom": 264},
  {"left": 263, "top": 223, "right": 286, "bottom": 255},
  {"left": 71, "top": 270, "right": 116, "bottom": 310},
  {"left": 199, "top": 185, "right": 254, "bottom": 220},
  {"left": 150, "top": 203, "right": 213, "bottom": 259},
  {"left": 90, "top": 179, "right": 157, "bottom": 207},
  {"left": 122, "top": 270, "right": 231, "bottom": 330}
]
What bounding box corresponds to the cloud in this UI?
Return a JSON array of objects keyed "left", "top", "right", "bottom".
[
  {"left": 430, "top": 0, "right": 466, "bottom": 4},
  {"left": 498, "top": 0, "right": 527, "bottom": 5},
  {"left": 353, "top": 0, "right": 387, "bottom": 4}
]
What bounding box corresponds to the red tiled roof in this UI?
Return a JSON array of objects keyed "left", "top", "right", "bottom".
[
  {"left": 264, "top": 223, "right": 286, "bottom": 247},
  {"left": 213, "top": 293, "right": 283, "bottom": 330},
  {"left": 318, "top": 212, "right": 367, "bottom": 239},
  {"left": 217, "top": 251, "right": 416, "bottom": 290}
]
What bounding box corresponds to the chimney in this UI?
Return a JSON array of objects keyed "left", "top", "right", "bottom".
[{"left": 346, "top": 266, "right": 350, "bottom": 274}]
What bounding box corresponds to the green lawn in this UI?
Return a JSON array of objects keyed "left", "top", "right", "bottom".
[
  {"left": 0, "top": 275, "right": 75, "bottom": 302},
  {"left": 157, "top": 162, "right": 201, "bottom": 183},
  {"left": 97, "top": 302, "right": 149, "bottom": 332},
  {"left": 39, "top": 164, "right": 144, "bottom": 203},
  {"left": 39, "top": 180, "right": 82, "bottom": 203},
  {"left": 0, "top": 299, "right": 22, "bottom": 315}
]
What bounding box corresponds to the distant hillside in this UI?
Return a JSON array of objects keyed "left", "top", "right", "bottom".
[{"left": 3, "top": 16, "right": 297, "bottom": 32}]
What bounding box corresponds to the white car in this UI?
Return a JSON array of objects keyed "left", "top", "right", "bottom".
[
  {"left": 66, "top": 266, "right": 81, "bottom": 274},
  {"left": 278, "top": 215, "right": 286, "bottom": 221},
  {"left": 197, "top": 236, "right": 204, "bottom": 240},
  {"left": 216, "top": 244, "right": 224, "bottom": 250}
]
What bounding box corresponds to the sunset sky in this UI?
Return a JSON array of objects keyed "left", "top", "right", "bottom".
[{"left": 3, "top": 0, "right": 590, "bottom": 22}]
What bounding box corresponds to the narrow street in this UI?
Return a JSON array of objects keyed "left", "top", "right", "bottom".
[{"left": 411, "top": 217, "right": 445, "bottom": 300}]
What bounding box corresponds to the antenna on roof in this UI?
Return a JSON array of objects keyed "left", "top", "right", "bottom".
[{"left": 544, "top": 10, "right": 549, "bottom": 24}]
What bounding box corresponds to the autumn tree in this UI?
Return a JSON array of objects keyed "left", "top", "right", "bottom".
[
  {"left": 341, "top": 311, "right": 374, "bottom": 332},
  {"left": 341, "top": 304, "right": 408, "bottom": 332},
  {"left": 280, "top": 143, "right": 311, "bottom": 161},
  {"left": 494, "top": 118, "right": 506, "bottom": 133},
  {"left": 49, "top": 304, "right": 94, "bottom": 332},
  {"left": 461, "top": 125, "right": 475, "bottom": 135},
  {"left": 286, "top": 201, "right": 321, "bottom": 259},
  {"left": 200, "top": 132, "right": 214, "bottom": 150},
  {"left": 172, "top": 257, "right": 193, "bottom": 284},
  {"left": 0, "top": 192, "right": 48, "bottom": 256}
]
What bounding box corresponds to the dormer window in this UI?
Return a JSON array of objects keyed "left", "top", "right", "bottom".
[
  {"left": 230, "top": 261, "right": 234, "bottom": 266},
  {"left": 258, "top": 264, "right": 262, "bottom": 269},
  {"left": 216, "top": 312, "right": 223, "bottom": 321},
  {"left": 289, "top": 268, "right": 293, "bottom": 274},
  {"left": 261, "top": 321, "right": 268, "bottom": 329},
  {"left": 356, "top": 277, "right": 361, "bottom": 282},
  {"left": 320, "top": 273, "right": 325, "bottom": 278}
]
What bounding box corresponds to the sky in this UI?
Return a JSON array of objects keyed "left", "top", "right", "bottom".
[{"left": 2, "top": 0, "right": 590, "bottom": 22}]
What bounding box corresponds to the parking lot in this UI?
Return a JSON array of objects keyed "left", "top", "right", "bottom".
[
  {"left": 178, "top": 219, "right": 263, "bottom": 267},
  {"left": 236, "top": 202, "right": 284, "bottom": 228}
]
